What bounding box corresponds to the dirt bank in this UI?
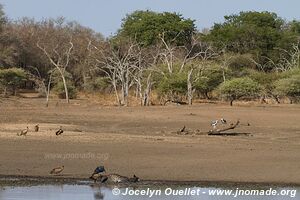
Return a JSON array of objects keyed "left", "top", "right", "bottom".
[{"left": 0, "top": 98, "right": 299, "bottom": 185}]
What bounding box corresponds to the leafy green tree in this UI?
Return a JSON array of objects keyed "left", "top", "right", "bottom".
[
  {"left": 118, "top": 10, "right": 195, "bottom": 46},
  {"left": 274, "top": 75, "right": 300, "bottom": 103},
  {"left": 0, "top": 4, "right": 18, "bottom": 67},
  {"left": 205, "top": 11, "right": 298, "bottom": 70},
  {"left": 0, "top": 68, "right": 26, "bottom": 96},
  {"left": 206, "top": 11, "right": 283, "bottom": 52},
  {"left": 218, "top": 77, "right": 261, "bottom": 106},
  {"left": 157, "top": 72, "right": 187, "bottom": 101},
  {"left": 194, "top": 66, "right": 224, "bottom": 99},
  {"left": 248, "top": 70, "right": 282, "bottom": 102},
  {"left": 288, "top": 20, "right": 300, "bottom": 35},
  {"left": 0, "top": 4, "right": 6, "bottom": 31}
]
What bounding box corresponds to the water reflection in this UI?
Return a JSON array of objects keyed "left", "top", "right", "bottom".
[
  {"left": 90, "top": 185, "right": 104, "bottom": 200},
  {"left": 0, "top": 184, "right": 298, "bottom": 200}
]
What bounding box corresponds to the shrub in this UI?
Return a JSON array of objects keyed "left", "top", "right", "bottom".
[
  {"left": 83, "top": 77, "right": 111, "bottom": 92},
  {"left": 248, "top": 70, "right": 282, "bottom": 102},
  {"left": 218, "top": 77, "right": 261, "bottom": 105},
  {"left": 194, "top": 66, "right": 224, "bottom": 99},
  {"left": 0, "top": 67, "right": 26, "bottom": 96},
  {"left": 274, "top": 75, "right": 300, "bottom": 103},
  {"left": 157, "top": 72, "right": 186, "bottom": 101},
  {"left": 53, "top": 81, "right": 77, "bottom": 99}
]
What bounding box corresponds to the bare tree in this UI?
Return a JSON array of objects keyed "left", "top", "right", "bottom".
[
  {"left": 36, "top": 19, "right": 74, "bottom": 103},
  {"left": 89, "top": 40, "right": 141, "bottom": 106},
  {"left": 27, "top": 66, "right": 54, "bottom": 107},
  {"left": 157, "top": 33, "right": 222, "bottom": 105}
]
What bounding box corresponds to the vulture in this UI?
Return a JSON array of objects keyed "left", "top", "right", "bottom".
[
  {"left": 50, "top": 165, "right": 64, "bottom": 175},
  {"left": 220, "top": 118, "right": 227, "bottom": 124},
  {"left": 56, "top": 126, "right": 63, "bottom": 136},
  {"left": 34, "top": 124, "right": 39, "bottom": 132},
  {"left": 211, "top": 120, "right": 218, "bottom": 129},
  {"left": 94, "top": 166, "right": 106, "bottom": 174},
  {"left": 18, "top": 127, "right": 29, "bottom": 136}
]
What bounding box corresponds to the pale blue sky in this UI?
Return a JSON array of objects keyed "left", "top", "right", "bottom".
[{"left": 1, "top": 0, "right": 300, "bottom": 37}]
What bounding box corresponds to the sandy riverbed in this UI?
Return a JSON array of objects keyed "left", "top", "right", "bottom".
[{"left": 0, "top": 97, "right": 299, "bottom": 185}]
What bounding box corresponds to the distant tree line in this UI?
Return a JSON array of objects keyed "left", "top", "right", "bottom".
[{"left": 0, "top": 6, "right": 299, "bottom": 106}]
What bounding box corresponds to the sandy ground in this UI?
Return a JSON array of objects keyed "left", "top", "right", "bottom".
[{"left": 0, "top": 97, "right": 299, "bottom": 185}]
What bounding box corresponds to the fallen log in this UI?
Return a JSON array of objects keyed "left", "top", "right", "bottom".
[
  {"left": 208, "top": 120, "right": 240, "bottom": 135},
  {"left": 174, "top": 120, "right": 251, "bottom": 136}
]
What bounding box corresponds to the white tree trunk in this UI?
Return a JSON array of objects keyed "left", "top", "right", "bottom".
[
  {"left": 142, "top": 74, "right": 152, "bottom": 106},
  {"left": 187, "top": 69, "right": 193, "bottom": 105},
  {"left": 59, "top": 69, "right": 69, "bottom": 103}
]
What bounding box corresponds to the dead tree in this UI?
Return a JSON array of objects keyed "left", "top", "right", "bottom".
[
  {"left": 89, "top": 40, "right": 140, "bottom": 106},
  {"left": 35, "top": 18, "right": 75, "bottom": 103},
  {"left": 37, "top": 41, "right": 73, "bottom": 103},
  {"left": 28, "top": 66, "right": 54, "bottom": 107},
  {"left": 184, "top": 37, "right": 220, "bottom": 105}
]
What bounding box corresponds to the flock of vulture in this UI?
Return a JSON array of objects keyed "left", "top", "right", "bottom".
[
  {"left": 17, "top": 124, "right": 63, "bottom": 136},
  {"left": 15, "top": 118, "right": 239, "bottom": 183},
  {"left": 16, "top": 125, "right": 139, "bottom": 184}
]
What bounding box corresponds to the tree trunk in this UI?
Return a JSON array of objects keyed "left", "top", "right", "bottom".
[
  {"left": 230, "top": 99, "right": 234, "bottom": 106},
  {"left": 3, "top": 87, "right": 7, "bottom": 97},
  {"left": 112, "top": 81, "right": 121, "bottom": 106},
  {"left": 260, "top": 95, "right": 267, "bottom": 104},
  {"left": 45, "top": 73, "right": 52, "bottom": 107},
  {"left": 274, "top": 96, "right": 280, "bottom": 104},
  {"left": 142, "top": 73, "right": 152, "bottom": 106},
  {"left": 13, "top": 86, "right": 17, "bottom": 96},
  {"left": 222, "top": 68, "right": 226, "bottom": 82},
  {"left": 120, "top": 83, "right": 128, "bottom": 106},
  {"left": 187, "top": 69, "right": 193, "bottom": 105},
  {"left": 204, "top": 92, "right": 210, "bottom": 100},
  {"left": 61, "top": 73, "right": 69, "bottom": 103}
]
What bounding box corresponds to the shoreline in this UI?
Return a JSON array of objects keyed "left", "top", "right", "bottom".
[{"left": 1, "top": 175, "right": 300, "bottom": 187}]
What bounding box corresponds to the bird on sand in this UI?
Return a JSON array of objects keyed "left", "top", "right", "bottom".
[
  {"left": 34, "top": 124, "right": 39, "bottom": 132},
  {"left": 180, "top": 125, "right": 186, "bottom": 133},
  {"left": 50, "top": 165, "right": 64, "bottom": 175},
  {"left": 220, "top": 118, "right": 227, "bottom": 124},
  {"left": 90, "top": 166, "right": 107, "bottom": 182},
  {"left": 18, "top": 127, "right": 29, "bottom": 136},
  {"left": 211, "top": 120, "right": 218, "bottom": 129},
  {"left": 55, "top": 126, "right": 63, "bottom": 136},
  {"left": 93, "top": 166, "right": 106, "bottom": 174}
]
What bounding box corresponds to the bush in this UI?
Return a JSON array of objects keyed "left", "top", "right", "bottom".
[
  {"left": 53, "top": 81, "right": 77, "bottom": 99},
  {"left": 274, "top": 75, "right": 300, "bottom": 103},
  {"left": 218, "top": 77, "right": 261, "bottom": 105},
  {"left": 194, "top": 66, "right": 224, "bottom": 99},
  {"left": 228, "top": 54, "right": 256, "bottom": 70},
  {"left": 248, "top": 70, "right": 282, "bottom": 101},
  {"left": 0, "top": 67, "right": 26, "bottom": 96},
  {"left": 83, "top": 77, "right": 111, "bottom": 92},
  {"left": 157, "top": 72, "right": 186, "bottom": 101}
]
